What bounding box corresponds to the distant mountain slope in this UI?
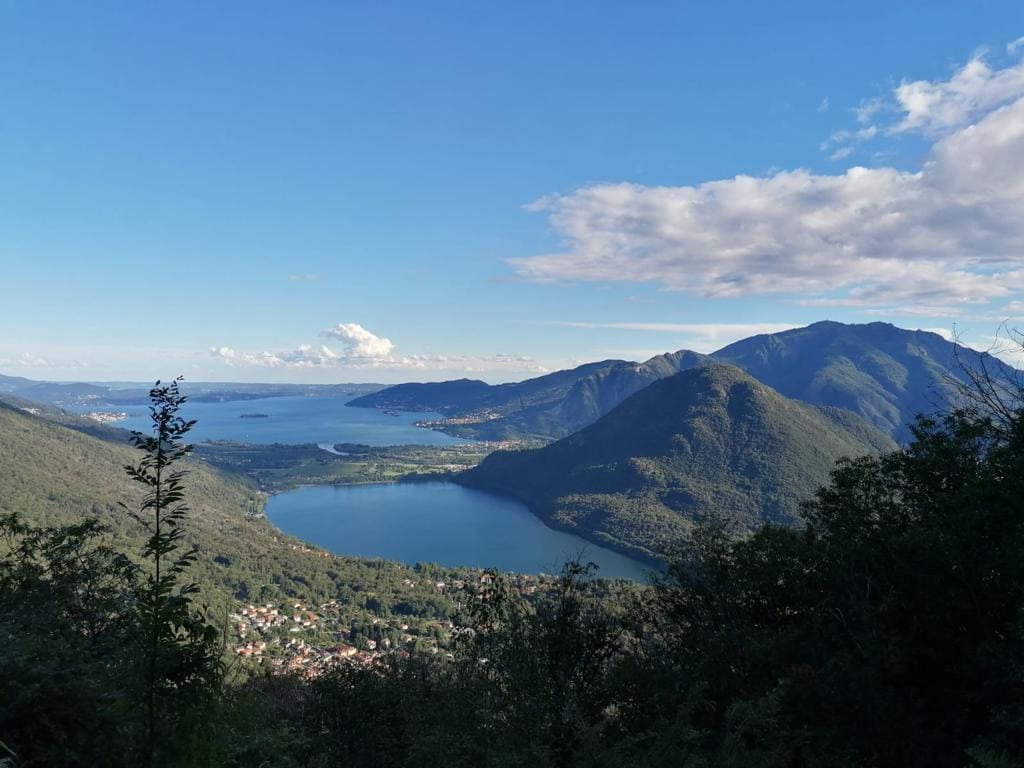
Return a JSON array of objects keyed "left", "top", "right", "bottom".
[
  {"left": 0, "top": 374, "right": 385, "bottom": 408},
  {"left": 353, "top": 322, "right": 1016, "bottom": 443},
  {"left": 461, "top": 364, "right": 895, "bottom": 563},
  {"left": 349, "top": 352, "right": 707, "bottom": 441},
  {"left": 0, "top": 372, "right": 35, "bottom": 392},
  {"left": 710, "top": 321, "right": 1013, "bottom": 441},
  {"left": 348, "top": 359, "right": 629, "bottom": 429},
  {"left": 0, "top": 392, "right": 134, "bottom": 442},
  {"left": 348, "top": 378, "right": 495, "bottom": 414},
  {"left": 542, "top": 350, "right": 709, "bottom": 437}
]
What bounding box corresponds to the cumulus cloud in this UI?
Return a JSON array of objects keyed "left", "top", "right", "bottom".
[
  {"left": 0, "top": 352, "right": 54, "bottom": 368},
  {"left": 319, "top": 323, "right": 396, "bottom": 360},
  {"left": 0, "top": 352, "right": 93, "bottom": 369},
  {"left": 513, "top": 53, "right": 1024, "bottom": 312},
  {"left": 211, "top": 323, "right": 547, "bottom": 374},
  {"left": 827, "top": 46, "right": 1024, "bottom": 156},
  {"left": 210, "top": 345, "right": 342, "bottom": 369},
  {"left": 891, "top": 53, "right": 1024, "bottom": 136}
]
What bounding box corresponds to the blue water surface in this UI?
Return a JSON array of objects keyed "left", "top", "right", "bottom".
[
  {"left": 266, "top": 481, "right": 652, "bottom": 581},
  {"left": 85, "top": 395, "right": 466, "bottom": 447}
]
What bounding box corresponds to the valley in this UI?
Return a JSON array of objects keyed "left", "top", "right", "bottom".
[{"left": 3, "top": 321, "right": 1008, "bottom": 572}]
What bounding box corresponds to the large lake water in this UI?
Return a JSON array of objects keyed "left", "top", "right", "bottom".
[
  {"left": 266, "top": 481, "right": 652, "bottom": 582},
  {"left": 82, "top": 395, "right": 466, "bottom": 447}
]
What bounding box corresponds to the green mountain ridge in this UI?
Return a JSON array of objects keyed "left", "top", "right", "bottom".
[
  {"left": 350, "top": 322, "right": 1015, "bottom": 443},
  {"left": 710, "top": 320, "right": 1005, "bottom": 441},
  {"left": 461, "top": 363, "right": 896, "bottom": 562},
  {"left": 348, "top": 359, "right": 630, "bottom": 438}
]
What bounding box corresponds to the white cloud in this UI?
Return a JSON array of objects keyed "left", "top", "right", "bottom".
[
  {"left": 818, "top": 97, "right": 830, "bottom": 113},
  {"left": 975, "top": 332, "right": 1024, "bottom": 368},
  {"left": 319, "top": 323, "right": 396, "bottom": 361},
  {"left": 862, "top": 305, "right": 964, "bottom": 318},
  {"left": 854, "top": 97, "right": 886, "bottom": 125},
  {"left": 922, "top": 326, "right": 955, "bottom": 341},
  {"left": 514, "top": 76, "right": 1024, "bottom": 311},
  {"left": 1010, "top": 37, "right": 1024, "bottom": 56},
  {"left": 288, "top": 274, "right": 321, "bottom": 282},
  {"left": 401, "top": 353, "right": 549, "bottom": 373},
  {"left": 891, "top": 54, "right": 1024, "bottom": 136},
  {"left": 210, "top": 344, "right": 343, "bottom": 369},
  {"left": 0, "top": 352, "right": 89, "bottom": 369},
  {"left": 211, "top": 323, "right": 547, "bottom": 374},
  {"left": 0, "top": 352, "right": 52, "bottom": 368},
  {"left": 823, "top": 124, "right": 878, "bottom": 149},
  {"left": 825, "top": 46, "right": 1024, "bottom": 158},
  {"left": 546, "top": 322, "right": 801, "bottom": 352}
]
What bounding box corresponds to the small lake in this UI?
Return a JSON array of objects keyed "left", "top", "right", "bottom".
[
  {"left": 266, "top": 481, "right": 652, "bottom": 582},
  {"left": 79, "top": 395, "right": 467, "bottom": 447}
]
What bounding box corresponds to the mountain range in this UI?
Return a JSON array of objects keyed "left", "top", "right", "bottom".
[
  {"left": 0, "top": 374, "right": 384, "bottom": 409},
  {"left": 351, "top": 322, "right": 1011, "bottom": 443},
  {"left": 363, "top": 321, "right": 1015, "bottom": 563}
]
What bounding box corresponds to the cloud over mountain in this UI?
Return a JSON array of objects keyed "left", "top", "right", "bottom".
[{"left": 514, "top": 49, "right": 1024, "bottom": 314}]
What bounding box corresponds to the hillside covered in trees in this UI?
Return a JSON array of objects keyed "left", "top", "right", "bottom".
[{"left": 462, "top": 364, "right": 895, "bottom": 561}]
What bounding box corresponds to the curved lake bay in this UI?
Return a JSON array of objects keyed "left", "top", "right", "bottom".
[{"left": 266, "top": 481, "right": 651, "bottom": 582}]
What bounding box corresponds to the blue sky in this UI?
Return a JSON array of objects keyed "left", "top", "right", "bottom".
[{"left": 2, "top": 1, "right": 1023, "bottom": 382}]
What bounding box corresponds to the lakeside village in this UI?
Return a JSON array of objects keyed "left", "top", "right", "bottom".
[
  {"left": 231, "top": 564, "right": 550, "bottom": 679},
  {"left": 83, "top": 411, "right": 129, "bottom": 423}
]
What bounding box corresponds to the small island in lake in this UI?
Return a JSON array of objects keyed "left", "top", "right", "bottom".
[{"left": 239, "top": 413, "right": 270, "bottom": 419}]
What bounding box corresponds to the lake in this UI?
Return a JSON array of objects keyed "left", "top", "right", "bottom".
[
  {"left": 80, "top": 395, "right": 467, "bottom": 447},
  {"left": 266, "top": 481, "right": 652, "bottom": 582}
]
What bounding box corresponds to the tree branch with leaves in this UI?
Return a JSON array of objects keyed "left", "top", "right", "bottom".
[{"left": 122, "top": 377, "right": 220, "bottom": 767}]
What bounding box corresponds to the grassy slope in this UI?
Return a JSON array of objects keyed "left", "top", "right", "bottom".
[{"left": 462, "top": 364, "right": 896, "bottom": 562}]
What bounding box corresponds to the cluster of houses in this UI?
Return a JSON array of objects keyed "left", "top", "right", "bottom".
[
  {"left": 231, "top": 571, "right": 558, "bottom": 679},
  {"left": 413, "top": 410, "right": 503, "bottom": 429},
  {"left": 82, "top": 411, "right": 128, "bottom": 423},
  {"left": 232, "top": 599, "right": 412, "bottom": 677}
]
